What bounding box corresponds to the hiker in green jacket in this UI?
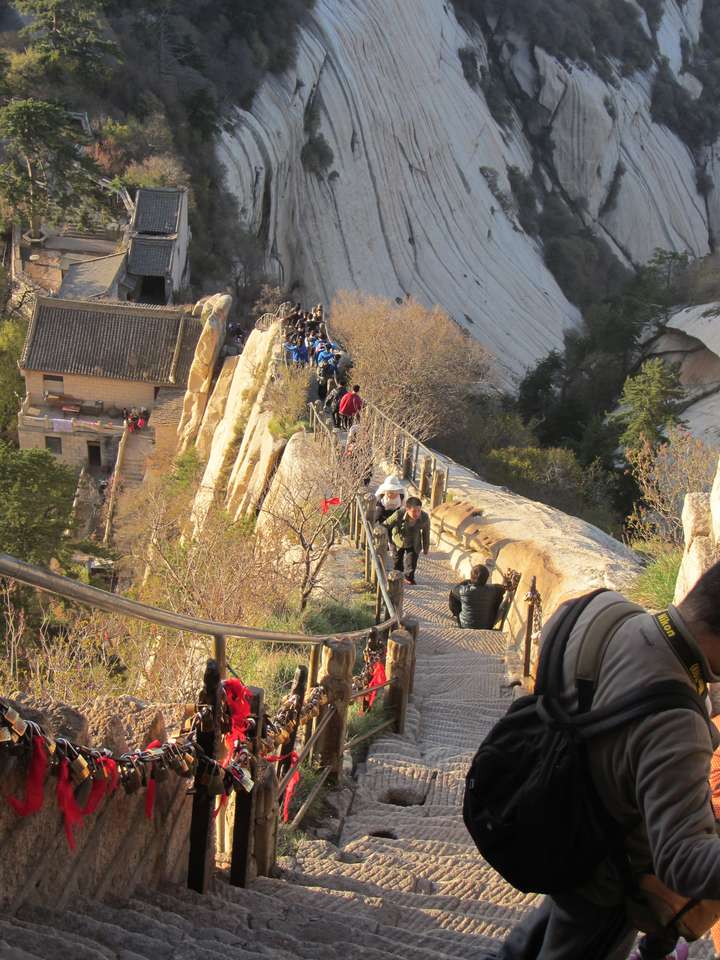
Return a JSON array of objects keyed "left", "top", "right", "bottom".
[{"left": 383, "top": 496, "right": 430, "bottom": 585}]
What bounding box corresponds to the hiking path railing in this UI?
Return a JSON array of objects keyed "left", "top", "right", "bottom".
[{"left": 0, "top": 545, "right": 415, "bottom": 892}]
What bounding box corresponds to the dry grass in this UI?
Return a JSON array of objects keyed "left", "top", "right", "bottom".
[{"left": 330, "top": 292, "right": 495, "bottom": 438}]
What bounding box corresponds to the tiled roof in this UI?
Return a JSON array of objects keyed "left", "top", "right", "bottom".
[
  {"left": 133, "top": 188, "right": 182, "bottom": 235},
  {"left": 21, "top": 298, "right": 202, "bottom": 385},
  {"left": 128, "top": 237, "right": 174, "bottom": 277},
  {"left": 58, "top": 253, "right": 126, "bottom": 301}
]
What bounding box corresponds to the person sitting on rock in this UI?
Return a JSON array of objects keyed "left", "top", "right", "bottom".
[
  {"left": 384, "top": 496, "right": 430, "bottom": 586},
  {"left": 449, "top": 564, "right": 505, "bottom": 629},
  {"left": 374, "top": 475, "right": 406, "bottom": 523}
]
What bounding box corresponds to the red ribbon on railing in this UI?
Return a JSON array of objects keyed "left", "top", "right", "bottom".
[
  {"left": 367, "top": 661, "right": 388, "bottom": 709},
  {"left": 7, "top": 735, "right": 48, "bottom": 816},
  {"left": 223, "top": 679, "right": 252, "bottom": 758},
  {"left": 56, "top": 758, "right": 86, "bottom": 850},
  {"left": 266, "top": 751, "right": 300, "bottom": 822},
  {"left": 321, "top": 496, "right": 341, "bottom": 514}
]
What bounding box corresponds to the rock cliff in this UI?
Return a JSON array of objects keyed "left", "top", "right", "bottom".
[{"left": 219, "top": 0, "right": 716, "bottom": 381}]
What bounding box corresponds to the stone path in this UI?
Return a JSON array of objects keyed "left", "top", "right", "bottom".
[{"left": 3, "top": 546, "right": 714, "bottom": 958}]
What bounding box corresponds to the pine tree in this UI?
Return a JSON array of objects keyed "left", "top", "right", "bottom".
[
  {"left": 0, "top": 98, "right": 106, "bottom": 236},
  {"left": 14, "top": 0, "right": 117, "bottom": 80},
  {"left": 618, "top": 358, "right": 685, "bottom": 452}
]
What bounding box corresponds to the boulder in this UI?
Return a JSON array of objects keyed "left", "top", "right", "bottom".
[
  {"left": 674, "top": 534, "right": 717, "bottom": 604},
  {"left": 176, "top": 294, "right": 231, "bottom": 454},
  {"left": 682, "top": 492, "right": 712, "bottom": 545},
  {"left": 195, "top": 355, "right": 240, "bottom": 461}
]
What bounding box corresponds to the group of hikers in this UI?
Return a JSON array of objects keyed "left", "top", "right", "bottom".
[
  {"left": 282, "top": 302, "right": 349, "bottom": 402},
  {"left": 121, "top": 407, "right": 149, "bottom": 432}
]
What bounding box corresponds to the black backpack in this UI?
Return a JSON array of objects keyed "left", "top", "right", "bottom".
[{"left": 462, "top": 589, "right": 708, "bottom": 895}]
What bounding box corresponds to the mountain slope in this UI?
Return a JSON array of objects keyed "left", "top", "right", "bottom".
[{"left": 219, "top": 0, "right": 716, "bottom": 381}]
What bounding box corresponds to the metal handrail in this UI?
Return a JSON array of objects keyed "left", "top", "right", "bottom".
[{"left": 0, "top": 554, "right": 393, "bottom": 646}]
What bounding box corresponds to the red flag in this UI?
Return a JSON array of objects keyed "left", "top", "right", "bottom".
[
  {"left": 321, "top": 496, "right": 341, "bottom": 513},
  {"left": 282, "top": 751, "right": 300, "bottom": 823},
  {"left": 223, "top": 679, "right": 252, "bottom": 759}
]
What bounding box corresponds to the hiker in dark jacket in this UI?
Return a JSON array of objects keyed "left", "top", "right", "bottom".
[
  {"left": 449, "top": 564, "right": 505, "bottom": 629},
  {"left": 497, "top": 559, "right": 720, "bottom": 960},
  {"left": 383, "top": 496, "right": 430, "bottom": 585},
  {"left": 325, "top": 382, "right": 347, "bottom": 428}
]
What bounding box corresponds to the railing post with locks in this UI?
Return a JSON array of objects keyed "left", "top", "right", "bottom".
[
  {"left": 188, "top": 658, "right": 221, "bottom": 894},
  {"left": 230, "top": 685, "right": 263, "bottom": 887},
  {"left": 387, "top": 570, "right": 405, "bottom": 622},
  {"left": 317, "top": 638, "right": 354, "bottom": 778},
  {"left": 419, "top": 456, "right": 432, "bottom": 500}
]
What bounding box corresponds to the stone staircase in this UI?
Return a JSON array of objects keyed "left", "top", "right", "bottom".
[{"left": 0, "top": 551, "right": 538, "bottom": 960}]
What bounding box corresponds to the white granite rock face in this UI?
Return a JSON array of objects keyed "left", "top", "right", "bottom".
[
  {"left": 219, "top": 0, "right": 714, "bottom": 382},
  {"left": 219, "top": 0, "right": 581, "bottom": 383},
  {"left": 674, "top": 461, "right": 720, "bottom": 604}
]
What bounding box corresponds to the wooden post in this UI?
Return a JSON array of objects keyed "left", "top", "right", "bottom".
[
  {"left": 317, "top": 638, "right": 355, "bottom": 778},
  {"left": 401, "top": 617, "right": 419, "bottom": 695},
  {"left": 402, "top": 439, "right": 413, "bottom": 481},
  {"left": 419, "top": 456, "right": 432, "bottom": 500},
  {"left": 304, "top": 645, "right": 321, "bottom": 746},
  {"left": 387, "top": 570, "right": 405, "bottom": 621},
  {"left": 103, "top": 426, "right": 130, "bottom": 545},
  {"left": 374, "top": 580, "right": 383, "bottom": 624},
  {"left": 383, "top": 629, "right": 413, "bottom": 734},
  {"left": 188, "top": 658, "right": 221, "bottom": 893},
  {"left": 278, "top": 665, "right": 307, "bottom": 785},
  {"left": 373, "top": 524, "right": 389, "bottom": 575},
  {"left": 253, "top": 762, "right": 279, "bottom": 878},
  {"left": 230, "top": 686, "right": 263, "bottom": 887},
  {"left": 430, "top": 466, "right": 446, "bottom": 510}
]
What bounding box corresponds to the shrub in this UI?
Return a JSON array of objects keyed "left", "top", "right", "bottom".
[
  {"left": 627, "top": 543, "right": 683, "bottom": 609},
  {"left": 507, "top": 165, "right": 539, "bottom": 234},
  {"left": 479, "top": 166, "right": 514, "bottom": 216},
  {"left": 458, "top": 46, "right": 480, "bottom": 88},
  {"left": 303, "top": 599, "right": 375, "bottom": 635},
  {"left": 301, "top": 133, "right": 334, "bottom": 176}
]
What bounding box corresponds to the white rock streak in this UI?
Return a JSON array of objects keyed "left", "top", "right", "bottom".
[
  {"left": 219, "top": 0, "right": 713, "bottom": 381},
  {"left": 219, "top": 0, "right": 579, "bottom": 382}
]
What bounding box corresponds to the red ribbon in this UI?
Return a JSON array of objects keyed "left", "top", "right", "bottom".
[
  {"left": 7, "top": 735, "right": 48, "bottom": 816},
  {"left": 321, "top": 496, "right": 341, "bottom": 514},
  {"left": 223, "top": 679, "right": 252, "bottom": 760},
  {"left": 367, "top": 661, "right": 387, "bottom": 709},
  {"left": 56, "top": 758, "right": 86, "bottom": 850},
  {"left": 265, "top": 751, "right": 300, "bottom": 823}
]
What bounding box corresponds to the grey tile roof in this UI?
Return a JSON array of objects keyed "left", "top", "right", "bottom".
[
  {"left": 127, "top": 237, "right": 174, "bottom": 277},
  {"left": 133, "top": 188, "right": 182, "bottom": 235},
  {"left": 58, "top": 253, "right": 126, "bottom": 301},
  {"left": 21, "top": 298, "right": 202, "bottom": 385}
]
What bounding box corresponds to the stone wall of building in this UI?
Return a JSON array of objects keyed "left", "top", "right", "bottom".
[{"left": 24, "top": 371, "right": 156, "bottom": 411}]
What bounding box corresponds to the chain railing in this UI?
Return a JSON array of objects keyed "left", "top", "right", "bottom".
[
  {"left": 0, "top": 545, "right": 416, "bottom": 885},
  {"left": 255, "top": 301, "right": 294, "bottom": 332}
]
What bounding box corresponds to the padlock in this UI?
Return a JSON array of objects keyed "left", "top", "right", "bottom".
[
  {"left": 121, "top": 760, "right": 142, "bottom": 794},
  {"left": 0, "top": 726, "right": 12, "bottom": 745},
  {"left": 240, "top": 771, "right": 254, "bottom": 793},
  {"left": 206, "top": 764, "right": 227, "bottom": 796},
  {"left": 71, "top": 753, "right": 90, "bottom": 784},
  {"left": 3, "top": 707, "right": 27, "bottom": 738},
  {"left": 74, "top": 774, "right": 94, "bottom": 809}
]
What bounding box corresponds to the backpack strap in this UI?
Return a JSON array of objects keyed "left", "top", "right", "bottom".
[
  {"left": 535, "top": 588, "right": 609, "bottom": 696},
  {"left": 575, "top": 599, "right": 645, "bottom": 713}
]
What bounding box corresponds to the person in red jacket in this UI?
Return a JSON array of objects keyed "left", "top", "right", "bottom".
[{"left": 338, "top": 384, "right": 363, "bottom": 427}]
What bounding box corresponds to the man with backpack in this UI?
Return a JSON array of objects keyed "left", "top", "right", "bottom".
[{"left": 464, "top": 560, "right": 720, "bottom": 960}]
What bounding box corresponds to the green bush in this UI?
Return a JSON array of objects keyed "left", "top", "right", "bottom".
[
  {"left": 301, "top": 134, "right": 334, "bottom": 176},
  {"left": 458, "top": 46, "right": 480, "bottom": 88},
  {"left": 627, "top": 543, "right": 683, "bottom": 610},
  {"left": 508, "top": 166, "right": 539, "bottom": 235},
  {"left": 303, "top": 599, "right": 375, "bottom": 635}
]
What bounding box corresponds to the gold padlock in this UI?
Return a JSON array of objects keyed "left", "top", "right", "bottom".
[
  {"left": 4, "top": 707, "right": 27, "bottom": 738},
  {"left": 71, "top": 753, "right": 90, "bottom": 782},
  {"left": 0, "top": 726, "right": 12, "bottom": 744}
]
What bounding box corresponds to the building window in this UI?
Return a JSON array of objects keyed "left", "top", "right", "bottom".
[
  {"left": 45, "top": 436, "right": 62, "bottom": 455},
  {"left": 43, "top": 374, "right": 64, "bottom": 393}
]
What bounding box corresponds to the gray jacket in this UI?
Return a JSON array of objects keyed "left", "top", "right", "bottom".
[{"left": 558, "top": 591, "right": 720, "bottom": 902}]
